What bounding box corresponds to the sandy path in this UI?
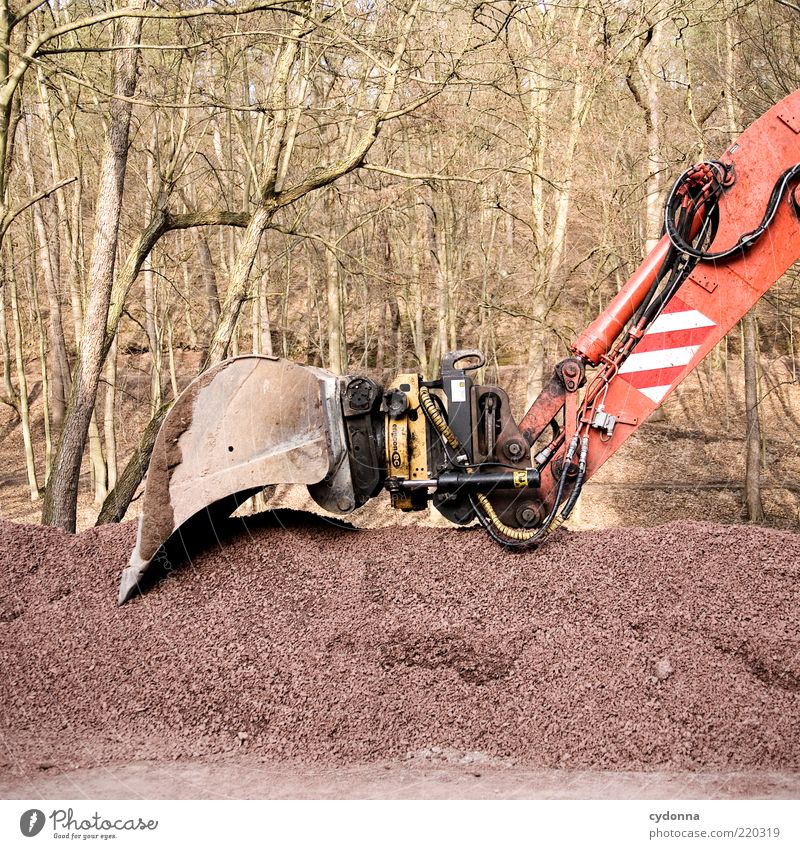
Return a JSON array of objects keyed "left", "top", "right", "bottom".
[{"left": 4, "top": 760, "right": 800, "bottom": 800}]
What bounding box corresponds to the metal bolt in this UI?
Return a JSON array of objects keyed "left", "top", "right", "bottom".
[
  {"left": 337, "top": 496, "right": 353, "bottom": 512},
  {"left": 504, "top": 441, "right": 525, "bottom": 460},
  {"left": 516, "top": 502, "right": 541, "bottom": 526}
]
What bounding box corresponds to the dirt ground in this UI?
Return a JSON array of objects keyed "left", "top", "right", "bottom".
[
  {"left": 4, "top": 760, "right": 800, "bottom": 801},
  {"left": 2, "top": 511, "right": 799, "bottom": 800}
]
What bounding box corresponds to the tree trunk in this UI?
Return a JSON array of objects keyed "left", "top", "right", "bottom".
[
  {"left": 88, "top": 411, "right": 107, "bottom": 504},
  {"left": 32, "top": 273, "right": 53, "bottom": 477},
  {"left": 427, "top": 186, "right": 449, "bottom": 369},
  {"left": 95, "top": 401, "right": 171, "bottom": 525},
  {"left": 405, "top": 160, "right": 428, "bottom": 376},
  {"left": 252, "top": 269, "right": 263, "bottom": 355},
  {"left": 478, "top": 200, "right": 499, "bottom": 381},
  {"left": 260, "top": 274, "right": 273, "bottom": 356},
  {"left": 195, "top": 229, "right": 220, "bottom": 353},
  {"left": 104, "top": 331, "right": 118, "bottom": 491},
  {"left": 723, "top": 9, "right": 763, "bottom": 521},
  {"left": 388, "top": 295, "right": 402, "bottom": 374},
  {"left": 519, "top": 6, "right": 595, "bottom": 404},
  {"left": 375, "top": 299, "right": 386, "bottom": 373},
  {"left": 0, "top": 270, "right": 18, "bottom": 412},
  {"left": 10, "top": 257, "right": 39, "bottom": 500},
  {"left": 182, "top": 243, "right": 199, "bottom": 350},
  {"left": 143, "top": 258, "right": 162, "bottom": 414},
  {"left": 743, "top": 310, "right": 764, "bottom": 522},
  {"left": 143, "top": 143, "right": 162, "bottom": 413},
  {"left": 205, "top": 203, "right": 273, "bottom": 366},
  {"left": 166, "top": 317, "right": 179, "bottom": 399},
  {"left": 252, "top": 267, "right": 273, "bottom": 356},
  {"left": 325, "top": 239, "right": 345, "bottom": 374},
  {"left": 42, "top": 6, "right": 144, "bottom": 531},
  {"left": 626, "top": 22, "right": 665, "bottom": 256},
  {"left": 19, "top": 115, "right": 71, "bottom": 428}
]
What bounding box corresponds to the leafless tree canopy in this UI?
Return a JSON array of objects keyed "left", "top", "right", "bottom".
[{"left": 0, "top": 0, "right": 798, "bottom": 528}]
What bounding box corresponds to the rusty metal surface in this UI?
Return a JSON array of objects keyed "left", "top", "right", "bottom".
[
  {"left": 306, "top": 376, "right": 359, "bottom": 514},
  {"left": 167, "top": 356, "right": 333, "bottom": 525},
  {"left": 517, "top": 371, "right": 566, "bottom": 445},
  {"left": 119, "top": 356, "right": 336, "bottom": 603}
]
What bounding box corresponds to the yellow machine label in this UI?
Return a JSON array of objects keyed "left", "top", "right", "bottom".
[
  {"left": 385, "top": 373, "right": 429, "bottom": 509},
  {"left": 513, "top": 469, "right": 528, "bottom": 489},
  {"left": 389, "top": 421, "right": 407, "bottom": 471}
]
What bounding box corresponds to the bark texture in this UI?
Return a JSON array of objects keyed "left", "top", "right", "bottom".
[{"left": 42, "top": 6, "right": 145, "bottom": 531}]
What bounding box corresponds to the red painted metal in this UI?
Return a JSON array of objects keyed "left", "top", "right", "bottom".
[
  {"left": 572, "top": 234, "right": 673, "bottom": 365},
  {"left": 535, "top": 89, "right": 800, "bottom": 510},
  {"left": 571, "top": 170, "right": 718, "bottom": 367}
]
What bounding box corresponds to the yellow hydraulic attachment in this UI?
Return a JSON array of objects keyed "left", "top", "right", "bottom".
[{"left": 384, "top": 373, "right": 429, "bottom": 510}]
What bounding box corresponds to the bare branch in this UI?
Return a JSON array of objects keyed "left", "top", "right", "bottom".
[
  {"left": 362, "top": 164, "right": 481, "bottom": 184},
  {"left": 104, "top": 207, "right": 251, "bottom": 353},
  {"left": 0, "top": 1, "right": 302, "bottom": 111},
  {"left": 0, "top": 175, "right": 76, "bottom": 238},
  {"left": 8, "top": 0, "right": 48, "bottom": 28}
]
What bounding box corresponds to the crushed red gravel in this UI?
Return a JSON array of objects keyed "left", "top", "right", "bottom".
[{"left": 1, "top": 512, "right": 798, "bottom": 774}]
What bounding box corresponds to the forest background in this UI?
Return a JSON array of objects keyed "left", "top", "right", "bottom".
[{"left": 1, "top": 0, "right": 799, "bottom": 533}]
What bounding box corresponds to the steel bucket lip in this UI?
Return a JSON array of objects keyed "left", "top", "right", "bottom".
[{"left": 119, "top": 355, "right": 339, "bottom": 603}]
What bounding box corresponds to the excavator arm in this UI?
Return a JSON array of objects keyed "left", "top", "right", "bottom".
[
  {"left": 517, "top": 89, "right": 800, "bottom": 536},
  {"left": 118, "top": 89, "right": 800, "bottom": 603}
]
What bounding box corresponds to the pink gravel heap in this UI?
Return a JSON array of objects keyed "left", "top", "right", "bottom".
[{"left": 0, "top": 513, "right": 798, "bottom": 772}]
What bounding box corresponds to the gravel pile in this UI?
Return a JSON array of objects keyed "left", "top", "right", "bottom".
[{"left": 1, "top": 512, "right": 798, "bottom": 772}]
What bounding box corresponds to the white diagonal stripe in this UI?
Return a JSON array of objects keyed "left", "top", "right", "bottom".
[
  {"left": 618, "top": 344, "right": 700, "bottom": 374},
  {"left": 644, "top": 309, "right": 715, "bottom": 335},
  {"left": 637, "top": 385, "right": 672, "bottom": 404}
]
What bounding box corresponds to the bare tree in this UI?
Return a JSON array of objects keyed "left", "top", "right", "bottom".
[
  {"left": 42, "top": 3, "right": 146, "bottom": 530},
  {"left": 723, "top": 5, "right": 765, "bottom": 522},
  {"left": 206, "top": 0, "right": 429, "bottom": 365}
]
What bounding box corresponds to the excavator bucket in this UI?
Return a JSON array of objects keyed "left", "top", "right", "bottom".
[{"left": 118, "top": 355, "right": 354, "bottom": 604}]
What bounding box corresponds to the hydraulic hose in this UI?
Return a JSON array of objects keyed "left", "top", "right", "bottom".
[
  {"left": 419, "top": 386, "right": 460, "bottom": 450},
  {"left": 665, "top": 162, "right": 800, "bottom": 260},
  {"left": 560, "top": 435, "right": 589, "bottom": 520},
  {"left": 471, "top": 433, "right": 580, "bottom": 549},
  {"left": 421, "top": 384, "right": 573, "bottom": 545}
]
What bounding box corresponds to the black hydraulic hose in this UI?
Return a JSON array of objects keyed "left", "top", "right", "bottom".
[
  {"left": 631, "top": 189, "right": 710, "bottom": 332},
  {"left": 560, "top": 435, "right": 590, "bottom": 520},
  {"left": 636, "top": 188, "right": 720, "bottom": 331},
  {"left": 631, "top": 240, "right": 677, "bottom": 327},
  {"left": 469, "top": 433, "right": 580, "bottom": 549},
  {"left": 539, "top": 159, "right": 800, "bottom": 537},
  {"left": 665, "top": 162, "right": 800, "bottom": 260},
  {"left": 638, "top": 252, "right": 696, "bottom": 328}
]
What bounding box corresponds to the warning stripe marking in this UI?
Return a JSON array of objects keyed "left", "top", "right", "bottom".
[
  {"left": 634, "top": 326, "right": 713, "bottom": 354},
  {"left": 618, "top": 364, "right": 686, "bottom": 390},
  {"left": 618, "top": 344, "right": 701, "bottom": 374},
  {"left": 637, "top": 385, "right": 674, "bottom": 404},
  {"left": 645, "top": 309, "right": 715, "bottom": 334},
  {"left": 616, "top": 297, "right": 716, "bottom": 406}
]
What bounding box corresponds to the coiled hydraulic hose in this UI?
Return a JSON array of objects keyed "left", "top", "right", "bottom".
[
  {"left": 419, "top": 386, "right": 460, "bottom": 450},
  {"left": 665, "top": 161, "right": 800, "bottom": 260},
  {"left": 420, "top": 384, "right": 575, "bottom": 546},
  {"left": 471, "top": 433, "right": 580, "bottom": 548}
]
